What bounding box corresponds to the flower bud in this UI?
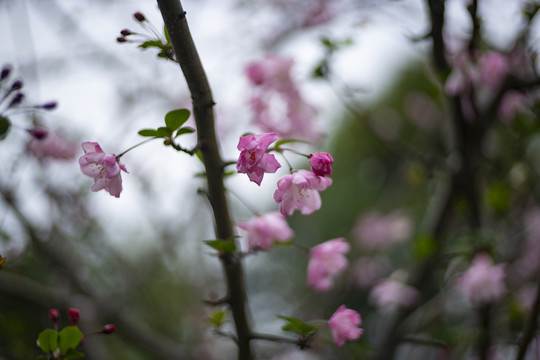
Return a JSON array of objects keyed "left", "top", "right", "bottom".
[
  {"left": 133, "top": 12, "right": 146, "bottom": 22},
  {"left": 10, "top": 80, "right": 23, "bottom": 91},
  {"left": 102, "top": 324, "right": 116, "bottom": 334},
  {"left": 40, "top": 101, "right": 57, "bottom": 110},
  {"left": 28, "top": 126, "right": 49, "bottom": 140},
  {"left": 116, "top": 37, "right": 127, "bottom": 43},
  {"left": 0, "top": 66, "right": 11, "bottom": 81},
  {"left": 120, "top": 29, "right": 132, "bottom": 36},
  {"left": 48, "top": 309, "right": 60, "bottom": 323},
  {"left": 68, "top": 308, "right": 81, "bottom": 325},
  {"left": 8, "top": 93, "right": 24, "bottom": 108}
]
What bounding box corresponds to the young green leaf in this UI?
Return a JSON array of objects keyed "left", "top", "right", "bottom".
[
  {"left": 174, "top": 127, "right": 195, "bottom": 138},
  {"left": 204, "top": 239, "right": 236, "bottom": 253},
  {"left": 273, "top": 139, "right": 311, "bottom": 149},
  {"left": 37, "top": 329, "right": 59, "bottom": 354},
  {"left": 138, "top": 40, "right": 163, "bottom": 49},
  {"left": 277, "top": 316, "right": 317, "bottom": 337},
  {"left": 138, "top": 129, "right": 160, "bottom": 137},
  {"left": 208, "top": 309, "right": 227, "bottom": 328},
  {"left": 0, "top": 116, "right": 10, "bottom": 140},
  {"left": 157, "top": 127, "right": 172, "bottom": 138},
  {"left": 58, "top": 326, "right": 83, "bottom": 355},
  {"left": 163, "top": 25, "right": 171, "bottom": 44},
  {"left": 165, "top": 109, "right": 190, "bottom": 131}
]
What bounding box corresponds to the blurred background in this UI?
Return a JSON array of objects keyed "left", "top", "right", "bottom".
[{"left": 0, "top": 0, "right": 538, "bottom": 359}]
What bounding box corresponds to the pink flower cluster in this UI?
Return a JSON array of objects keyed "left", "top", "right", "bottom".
[
  {"left": 354, "top": 211, "right": 413, "bottom": 251},
  {"left": 246, "top": 56, "right": 321, "bottom": 142},
  {"left": 79, "top": 142, "right": 128, "bottom": 198},
  {"left": 237, "top": 212, "right": 293, "bottom": 252},
  {"left": 307, "top": 238, "right": 349, "bottom": 291},
  {"left": 328, "top": 305, "right": 363, "bottom": 346},
  {"left": 236, "top": 133, "right": 281, "bottom": 185},
  {"left": 457, "top": 253, "right": 506, "bottom": 305},
  {"left": 273, "top": 169, "right": 332, "bottom": 217}
]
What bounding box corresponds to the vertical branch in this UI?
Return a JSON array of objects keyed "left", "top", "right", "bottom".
[
  {"left": 516, "top": 277, "right": 540, "bottom": 360},
  {"left": 426, "top": 0, "right": 449, "bottom": 72},
  {"left": 156, "top": 1, "right": 253, "bottom": 359}
]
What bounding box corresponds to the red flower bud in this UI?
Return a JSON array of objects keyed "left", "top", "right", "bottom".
[
  {"left": 133, "top": 12, "right": 146, "bottom": 22},
  {"left": 68, "top": 308, "right": 80, "bottom": 325},
  {"left": 116, "top": 37, "right": 128, "bottom": 43},
  {"left": 48, "top": 309, "right": 60, "bottom": 323},
  {"left": 102, "top": 324, "right": 116, "bottom": 334},
  {"left": 120, "top": 29, "right": 132, "bottom": 36},
  {"left": 0, "top": 66, "right": 11, "bottom": 81}
]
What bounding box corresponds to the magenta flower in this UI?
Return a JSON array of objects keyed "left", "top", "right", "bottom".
[
  {"left": 273, "top": 169, "right": 332, "bottom": 217},
  {"left": 309, "top": 152, "right": 334, "bottom": 176},
  {"left": 68, "top": 308, "right": 80, "bottom": 326},
  {"left": 79, "top": 142, "right": 128, "bottom": 198},
  {"left": 237, "top": 133, "right": 281, "bottom": 185},
  {"left": 237, "top": 212, "right": 294, "bottom": 252},
  {"left": 328, "top": 305, "right": 363, "bottom": 346},
  {"left": 457, "top": 253, "right": 506, "bottom": 305},
  {"left": 307, "top": 238, "right": 350, "bottom": 291}
]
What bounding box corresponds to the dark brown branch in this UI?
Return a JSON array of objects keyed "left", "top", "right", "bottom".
[
  {"left": 516, "top": 277, "right": 540, "bottom": 360},
  {"left": 155, "top": 2, "right": 253, "bottom": 359},
  {"left": 426, "top": 0, "right": 449, "bottom": 72}
]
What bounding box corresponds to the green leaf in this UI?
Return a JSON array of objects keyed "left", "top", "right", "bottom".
[
  {"left": 58, "top": 326, "right": 83, "bottom": 355},
  {"left": 195, "top": 149, "right": 204, "bottom": 163},
  {"left": 37, "top": 329, "right": 58, "bottom": 353},
  {"left": 138, "top": 40, "right": 163, "bottom": 49},
  {"left": 138, "top": 129, "right": 160, "bottom": 137},
  {"left": 157, "top": 127, "right": 172, "bottom": 138},
  {"left": 208, "top": 309, "right": 227, "bottom": 327},
  {"left": 0, "top": 116, "right": 10, "bottom": 140},
  {"left": 485, "top": 182, "right": 510, "bottom": 212},
  {"left": 163, "top": 25, "right": 171, "bottom": 44},
  {"left": 63, "top": 348, "right": 85, "bottom": 359},
  {"left": 165, "top": 109, "right": 190, "bottom": 131},
  {"left": 277, "top": 316, "right": 317, "bottom": 337},
  {"left": 204, "top": 239, "right": 236, "bottom": 253},
  {"left": 412, "top": 234, "right": 437, "bottom": 260},
  {"left": 174, "top": 127, "right": 195, "bottom": 138}
]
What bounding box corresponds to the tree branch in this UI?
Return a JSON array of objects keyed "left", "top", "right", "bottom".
[{"left": 155, "top": 1, "right": 253, "bottom": 359}]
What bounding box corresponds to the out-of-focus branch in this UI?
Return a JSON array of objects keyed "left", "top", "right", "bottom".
[
  {"left": 426, "top": 0, "right": 449, "bottom": 72},
  {"left": 516, "top": 276, "right": 540, "bottom": 360},
  {"left": 155, "top": 1, "right": 253, "bottom": 359}
]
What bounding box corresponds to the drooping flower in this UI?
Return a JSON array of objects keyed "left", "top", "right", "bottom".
[
  {"left": 236, "top": 133, "right": 281, "bottom": 185},
  {"left": 27, "top": 126, "right": 77, "bottom": 160},
  {"left": 273, "top": 169, "right": 332, "bottom": 217},
  {"left": 307, "top": 238, "right": 349, "bottom": 291},
  {"left": 237, "top": 212, "right": 294, "bottom": 252},
  {"left": 328, "top": 305, "right": 363, "bottom": 346},
  {"left": 457, "top": 253, "right": 506, "bottom": 305},
  {"left": 369, "top": 277, "right": 420, "bottom": 310},
  {"left": 309, "top": 152, "right": 333, "bottom": 176},
  {"left": 79, "top": 142, "right": 128, "bottom": 198}
]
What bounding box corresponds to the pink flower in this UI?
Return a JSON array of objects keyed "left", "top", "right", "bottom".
[
  {"left": 307, "top": 238, "right": 349, "bottom": 291},
  {"left": 328, "top": 305, "right": 363, "bottom": 346},
  {"left": 245, "top": 56, "right": 295, "bottom": 92},
  {"left": 273, "top": 169, "right": 332, "bottom": 216},
  {"left": 498, "top": 90, "right": 528, "bottom": 122},
  {"left": 237, "top": 212, "right": 294, "bottom": 252},
  {"left": 369, "top": 277, "right": 420, "bottom": 310},
  {"left": 237, "top": 133, "right": 281, "bottom": 185},
  {"left": 27, "top": 126, "right": 77, "bottom": 160},
  {"left": 68, "top": 308, "right": 80, "bottom": 325},
  {"left": 309, "top": 152, "right": 333, "bottom": 176},
  {"left": 79, "top": 142, "right": 128, "bottom": 198},
  {"left": 354, "top": 211, "right": 413, "bottom": 251},
  {"left": 477, "top": 51, "right": 509, "bottom": 90},
  {"left": 457, "top": 253, "right": 506, "bottom": 305}
]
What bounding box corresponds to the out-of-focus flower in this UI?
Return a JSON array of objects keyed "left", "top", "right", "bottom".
[
  {"left": 102, "top": 324, "right": 116, "bottom": 334},
  {"left": 273, "top": 169, "right": 332, "bottom": 217},
  {"left": 68, "top": 308, "right": 80, "bottom": 325},
  {"left": 477, "top": 51, "right": 510, "bottom": 90},
  {"left": 237, "top": 212, "right": 293, "bottom": 252},
  {"left": 457, "top": 253, "right": 506, "bottom": 305},
  {"left": 350, "top": 256, "right": 391, "bottom": 288},
  {"left": 353, "top": 211, "right": 413, "bottom": 251},
  {"left": 79, "top": 142, "right": 128, "bottom": 198},
  {"left": 301, "top": 1, "right": 335, "bottom": 27},
  {"left": 48, "top": 309, "right": 60, "bottom": 323},
  {"left": 369, "top": 276, "right": 420, "bottom": 310},
  {"left": 307, "top": 238, "right": 349, "bottom": 291},
  {"left": 309, "top": 152, "right": 333, "bottom": 176},
  {"left": 27, "top": 126, "right": 77, "bottom": 160},
  {"left": 328, "top": 305, "right": 363, "bottom": 346},
  {"left": 236, "top": 133, "right": 281, "bottom": 185},
  {"left": 498, "top": 90, "right": 529, "bottom": 122},
  {"left": 246, "top": 56, "right": 322, "bottom": 142}
]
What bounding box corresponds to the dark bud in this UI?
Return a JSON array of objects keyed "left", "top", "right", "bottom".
[
  {"left": 120, "top": 29, "right": 132, "bottom": 36},
  {"left": 102, "top": 324, "right": 116, "bottom": 334},
  {"left": 116, "top": 36, "right": 127, "bottom": 43},
  {"left": 28, "top": 126, "right": 49, "bottom": 140},
  {"left": 0, "top": 66, "right": 11, "bottom": 81},
  {"left": 133, "top": 12, "right": 146, "bottom": 22},
  {"left": 48, "top": 309, "right": 60, "bottom": 323},
  {"left": 8, "top": 93, "right": 24, "bottom": 108},
  {"left": 10, "top": 80, "right": 23, "bottom": 91},
  {"left": 68, "top": 308, "right": 81, "bottom": 326},
  {"left": 40, "top": 101, "right": 57, "bottom": 110}
]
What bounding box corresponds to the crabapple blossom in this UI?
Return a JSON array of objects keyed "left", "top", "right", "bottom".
[
  {"left": 457, "top": 253, "right": 506, "bottom": 305},
  {"left": 309, "top": 152, "right": 333, "bottom": 176},
  {"left": 236, "top": 133, "right": 281, "bottom": 185},
  {"left": 27, "top": 127, "right": 77, "bottom": 160},
  {"left": 369, "top": 277, "right": 420, "bottom": 310},
  {"left": 245, "top": 56, "right": 295, "bottom": 92},
  {"left": 273, "top": 169, "right": 332, "bottom": 217},
  {"left": 79, "top": 142, "right": 128, "bottom": 198},
  {"left": 307, "top": 238, "right": 349, "bottom": 291},
  {"left": 237, "top": 212, "right": 293, "bottom": 252},
  {"left": 477, "top": 51, "right": 509, "bottom": 90},
  {"left": 328, "top": 305, "right": 363, "bottom": 346},
  {"left": 68, "top": 308, "right": 80, "bottom": 325},
  {"left": 353, "top": 211, "right": 413, "bottom": 251}
]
